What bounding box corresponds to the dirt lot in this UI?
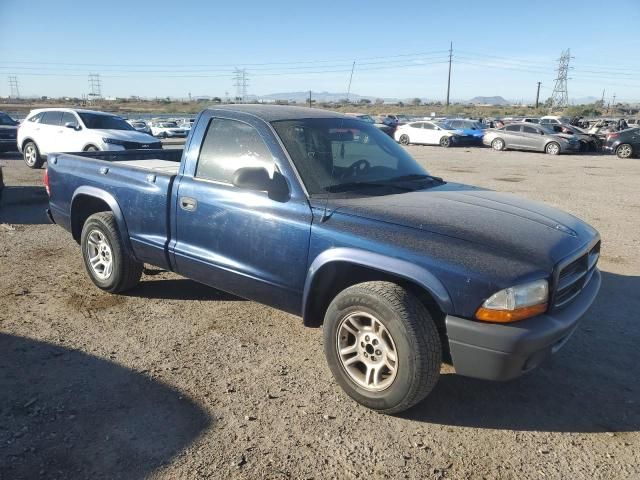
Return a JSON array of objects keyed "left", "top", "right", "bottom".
[{"left": 1, "top": 144, "right": 639, "bottom": 480}]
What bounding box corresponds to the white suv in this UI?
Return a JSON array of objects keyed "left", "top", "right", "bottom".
[{"left": 17, "top": 108, "right": 160, "bottom": 168}]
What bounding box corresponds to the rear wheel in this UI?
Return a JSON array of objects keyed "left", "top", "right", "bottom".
[
  {"left": 616, "top": 143, "right": 633, "bottom": 159},
  {"left": 399, "top": 134, "right": 410, "bottom": 145},
  {"left": 23, "top": 141, "right": 44, "bottom": 169},
  {"left": 491, "top": 138, "right": 505, "bottom": 151},
  {"left": 323, "top": 281, "right": 442, "bottom": 414},
  {"left": 545, "top": 142, "right": 561, "bottom": 155},
  {"left": 84, "top": 145, "right": 99, "bottom": 152},
  {"left": 81, "top": 212, "right": 143, "bottom": 293},
  {"left": 439, "top": 136, "right": 451, "bottom": 148}
]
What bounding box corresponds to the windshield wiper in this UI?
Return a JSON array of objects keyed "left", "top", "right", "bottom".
[
  {"left": 385, "top": 173, "right": 444, "bottom": 183},
  {"left": 324, "top": 181, "right": 415, "bottom": 193}
]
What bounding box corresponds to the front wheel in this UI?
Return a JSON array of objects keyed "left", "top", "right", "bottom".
[
  {"left": 545, "top": 142, "right": 561, "bottom": 155},
  {"left": 616, "top": 143, "right": 633, "bottom": 159},
  {"left": 491, "top": 138, "right": 505, "bottom": 151},
  {"left": 80, "top": 212, "right": 143, "bottom": 293},
  {"left": 439, "top": 136, "right": 451, "bottom": 148},
  {"left": 23, "top": 141, "right": 44, "bottom": 169},
  {"left": 323, "top": 281, "right": 442, "bottom": 414},
  {"left": 399, "top": 134, "right": 410, "bottom": 145}
]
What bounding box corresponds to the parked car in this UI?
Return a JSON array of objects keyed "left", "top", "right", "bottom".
[
  {"left": 345, "top": 113, "right": 395, "bottom": 137},
  {"left": 483, "top": 122, "right": 581, "bottom": 155},
  {"left": 440, "top": 119, "right": 485, "bottom": 142},
  {"left": 0, "top": 111, "right": 19, "bottom": 153},
  {"left": 45, "top": 105, "right": 601, "bottom": 414},
  {"left": 127, "top": 120, "right": 153, "bottom": 135},
  {"left": 150, "top": 121, "right": 188, "bottom": 138},
  {"left": 540, "top": 116, "right": 571, "bottom": 126},
  {"left": 394, "top": 121, "right": 469, "bottom": 147},
  {"left": 548, "top": 124, "right": 601, "bottom": 152},
  {"left": 17, "top": 108, "right": 161, "bottom": 168},
  {"left": 522, "top": 117, "right": 540, "bottom": 124},
  {"left": 603, "top": 128, "right": 640, "bottom": 158}
]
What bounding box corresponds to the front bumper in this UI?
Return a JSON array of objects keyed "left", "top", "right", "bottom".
[{"left": 446, "top": 268, "right": 601, "bottom": 381}]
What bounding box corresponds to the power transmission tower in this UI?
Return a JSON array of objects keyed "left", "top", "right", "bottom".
[
  {"left": 549, "top": 49, "right": 572, "bottom": 111},
  {"left": 88, "top": 73, "right": 102, "bottom": 100},
  {"left": 8, "top": 76, "right": 20, "bottom": 99},
  {"left": 446, "top": 42, "right": 453, "bottom": 108},
  {"left": 232, "top": 68, "right": 249, "bottom": 102}
]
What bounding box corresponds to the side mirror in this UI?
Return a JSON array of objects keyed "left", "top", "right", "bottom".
[
  {"left": 65, "top": 122, "right": 80, "bottom": 130},
  {"left": 232, "top": 167, "right": 289, "bottom": 201}
]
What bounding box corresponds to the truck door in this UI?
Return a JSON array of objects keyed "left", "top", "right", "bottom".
[{"left": 172, "top": 115, "right": 313, "bottom": 314}]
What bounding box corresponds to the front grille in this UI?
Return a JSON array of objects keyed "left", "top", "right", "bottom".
[
  {"left": 554, "top": 242, "right": 600, "bottom": 309},
  {"left": 121, "top": 141, "right": 161, "bottom": 150},
  {"left": 0, "top": 132, "right": 17, "bottom": 140}
]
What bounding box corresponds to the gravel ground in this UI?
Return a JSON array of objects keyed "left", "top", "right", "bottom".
[{"left": 0, "top": 144, "right": 639, "bottom": 480}]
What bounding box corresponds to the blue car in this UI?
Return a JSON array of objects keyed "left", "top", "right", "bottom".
[{"left": 442, "top": 119, "right": 485, "bottom": 142}]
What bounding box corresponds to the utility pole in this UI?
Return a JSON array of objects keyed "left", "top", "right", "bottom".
[
  {"left": 446, "top": 42, "right": 453, "bottom": 108},
  {"left": 88, "top": 73, "right": 102, "bottom": 100},
  {"left": 8, "top": 76, "right": 20, "bottom": 99},
  {"left": 232, "top": 68, "right": 249, "bottom": 102},
  {"left": 549, "top": 49, "right": 572, "bottom": 111},
  {"left": 535, "top": 81, "right": 541, "bottom": 109},
  {"left": 308, "top": 90, "right": 312, "bottom": 108}
]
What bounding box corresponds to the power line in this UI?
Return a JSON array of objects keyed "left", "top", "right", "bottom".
[
  {"left": 550, "top": 49, "right": 572, "bottom": 111},
  {"left": 8, "top": 75, "right": 20, "bottom": 98}
]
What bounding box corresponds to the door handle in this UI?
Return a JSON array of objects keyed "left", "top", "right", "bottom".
[{"left": 180, "top": 196, "right": 197, "bottom": 212}]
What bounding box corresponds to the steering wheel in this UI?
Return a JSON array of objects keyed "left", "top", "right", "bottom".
[{"left": 341, "top": 159, "right": 371, "bottom": 179}]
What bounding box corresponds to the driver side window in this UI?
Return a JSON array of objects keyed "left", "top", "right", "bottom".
[{"left": 196, "top": 118, "right": 275, "bottom": 184}]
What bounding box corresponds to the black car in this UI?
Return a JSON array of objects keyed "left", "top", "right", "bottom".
[
  {"left": 0, "top": 112, "right": 19, "bottom": 153},
  {"left": 603, "top": 128, "right": 640, "bottom": 159}
]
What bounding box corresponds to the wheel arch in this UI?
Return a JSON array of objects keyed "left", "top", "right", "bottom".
[
  {"left": 302, "top": 248, "right": 453, "bottom": 328},
  {"left": 20, "top": 137, "right": 37, "bottom": 152},
  {"left": 70, "top": 187, "right": 134, "bottom": 257}
]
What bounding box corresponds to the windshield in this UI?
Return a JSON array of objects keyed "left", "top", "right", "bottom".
[
  {"left": 539, "top": 125, "right": 557, "bottom": 134},
  {"left": 271, "top": 118, "right": 430, "bottom": 195},
  {"left": 131, "top": 122, "right": 146, "bottom": 128},
  {"left": 78, "top": 112, "right": 134, "bottom": 130},
  {"left": 0, "top": 113, "right": 17, "bottom": 126},
  {"left": 437, "top": 123, "right": 456, "bottom": 130},
  {"left": 160, "top": 122, "right": 178, "bottom": 128},
  {"left": 357, "top": 115, "right": 375, "bottom": 123}
]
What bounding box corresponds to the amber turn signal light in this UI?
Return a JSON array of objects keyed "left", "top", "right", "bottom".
[{"left": 475, "top": 303, "right": 548, "bottom": 323}]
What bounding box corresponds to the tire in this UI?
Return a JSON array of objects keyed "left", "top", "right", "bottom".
[
  {"left": 23, "top": 141, "right": 44, "bottom": 169},
  {"left": 545, "top": 142, "right": 561, "bottom": 155},
  {"left": 616, "top": 143, "right": 633, "bottom": 159},
  {"left": 399, "top": 134, "right": 410, "bottom": 145},
  {"left": 491, "top": 138, "right": 505, "bottom": 151},
  {"left": 323, "top": 281, "right": 442, "bottom": 414},
  {"left": 80, "top": 212, "right": 143, "bottom": 293},
  {"left": 439, "top": 136, "right": 451, "bottom": 148},
  {"left": 84, "top": 145, "right": 99, "bottom": 152}
]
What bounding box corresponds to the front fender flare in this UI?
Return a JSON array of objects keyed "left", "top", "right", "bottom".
[
  {"left": 71, "top": 186, "right": 134, "bottom": 256},
  {"left": 302, "top": 247, "right": 453, "bottom": 321}
]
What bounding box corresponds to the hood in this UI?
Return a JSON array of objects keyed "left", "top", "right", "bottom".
[
  {"left": 96, "top": 129, "right": 157, "bottom": 142},
  {"left": 328, "top": 182, "right": 596, "bottom": 266}
]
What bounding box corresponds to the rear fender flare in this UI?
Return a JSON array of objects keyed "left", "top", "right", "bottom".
[
  {"left": 302, "top": 247, "right": 453, "bottom": 320},
  {"left": 71, "top": 186, "right": 134, "bottom": 256}
]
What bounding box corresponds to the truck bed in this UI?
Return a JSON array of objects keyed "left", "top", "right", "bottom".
[{"left": 47, "top": 149, "right": 183, "bottom": 271}]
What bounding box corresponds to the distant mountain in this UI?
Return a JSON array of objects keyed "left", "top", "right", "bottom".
[{"left": 468, "top": 96, "right": 510, "bottom": 105}]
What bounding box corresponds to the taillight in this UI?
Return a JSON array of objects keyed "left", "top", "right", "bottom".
[
  {"left": 607, "top": 133, "right": 619, "bottom": 140},
  {"left": 44, "top": 168, "right": 50, "bottom": 196}
]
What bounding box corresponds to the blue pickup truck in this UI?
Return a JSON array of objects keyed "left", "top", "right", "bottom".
[{"left": 46, "top": 105, "right": 601, "bottom": 413}]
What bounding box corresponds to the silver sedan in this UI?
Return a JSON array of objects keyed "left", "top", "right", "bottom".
[{"left": 483, "top": 122, "right": 581, "bottom": 155}]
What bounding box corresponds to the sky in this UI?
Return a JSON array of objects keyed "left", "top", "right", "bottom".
[{"left": 1, "top": 0, "right": 639, "bottom": 103}]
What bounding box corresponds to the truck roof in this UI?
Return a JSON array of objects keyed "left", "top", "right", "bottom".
[{"left": 204, "top": 104, "right": 346, "bottom": 122}]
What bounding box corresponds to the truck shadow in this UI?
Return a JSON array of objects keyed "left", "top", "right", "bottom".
[
  {"left": 405, "top": 270, "right": 640, "bottom": 433},
  {"left": 128, "top": 278, "right": 244, "bottom": 302},
  {"left": 0, "top": 186, "right": 50, "bottom": 225},
  {"left": 0, "top": 333, "right": 212, "bottom": 478}
]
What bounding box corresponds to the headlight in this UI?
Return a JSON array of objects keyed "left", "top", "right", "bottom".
[
  {"left": 475, "top": 279, "right": 548, "bottom": 323},
  {"left": 102, "top": 137, "right": 125, "bottom": 145}
]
